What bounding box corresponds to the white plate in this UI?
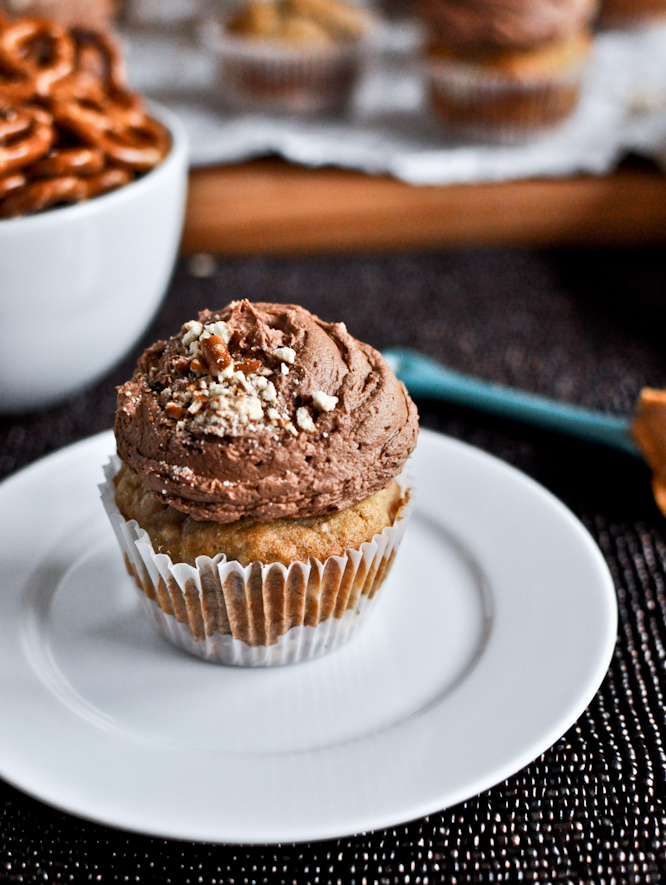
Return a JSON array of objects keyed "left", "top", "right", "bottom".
[{"left": 0, "top": 429, "right": 617, "bottom": 844}]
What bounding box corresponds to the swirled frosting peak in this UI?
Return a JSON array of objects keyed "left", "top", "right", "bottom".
[{"left": 115, "top": 300, "right": 419, "bottom": 523}]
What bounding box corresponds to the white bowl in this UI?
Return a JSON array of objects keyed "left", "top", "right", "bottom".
[{"left": 0, "top": 101, "right": 188, "bottom": 414}]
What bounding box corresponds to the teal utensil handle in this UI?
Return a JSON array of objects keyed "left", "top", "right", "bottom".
[{"left": 383, "top": 348, "right": 639, "bottom": 457}]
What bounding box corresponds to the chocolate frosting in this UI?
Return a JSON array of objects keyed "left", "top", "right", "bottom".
[
  {"left": 417, "top": 0, "right": 598, "bottom": 49},
  {"left": 115, "top": 301, "right": 419, "bottom": 523}
]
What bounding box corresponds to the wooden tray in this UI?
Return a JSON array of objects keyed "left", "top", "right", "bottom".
[{"left": 181, "top": 157, "right": 666, "bottom": 255}]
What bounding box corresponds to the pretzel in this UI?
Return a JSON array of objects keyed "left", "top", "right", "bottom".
[
  {"left": 0, "top": 170, "right": 26, "bottom": 199},
  {"left": 0, "top": 106, "right": 53, "bottom": 176},
  {"left": 0, "top": 69, "right": 37, "bottom": 105},
  {"left": 84, "top": 165, "right": 134, "bottom": 197},
  {"left": 46, "top": 25, "right": 141, "bottom": 117},
  {"left": 0, "top": 174, "right": 88, "bottom": 218},
  {"left": 71, "top": 28, "right": 128, "bottom": 94},
  {"left": 50, "top": 93, "right": 170, "bottom": 171},
  {"left": 0, "top": 19, "right": 74, "bottom": 99},
  {"left": 31, "top": 146, "right": 105, "bottom": 177},
  {"left": 0, "top": 106, "right": 32, "bottom": 142},
  {"left": 0, "top": 16, "right": 170, "bottom": 218},
  {"left": 94, "top": 115, "right": 170, "bottom": 171}
]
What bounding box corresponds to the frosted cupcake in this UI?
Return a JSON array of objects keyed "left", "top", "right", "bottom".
[
  {"left": 201, "top": 0, "right": 371, "bottom": 115},
  {"left": 416, "top": 0, "right": 597, "bottom": 142},
  {"left": 101, "top": 300, "right": 418, "bottom": 666},
  {"left": 426, "top": 32, "right": 592, "bottom": 143}
]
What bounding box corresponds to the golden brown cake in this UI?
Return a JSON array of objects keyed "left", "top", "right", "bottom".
[
  {"left": 115, "top": 460, "right": 405, "bottom": 568},
  {"left": 102, "top": 300, "right": 418, "bottom": 666}
]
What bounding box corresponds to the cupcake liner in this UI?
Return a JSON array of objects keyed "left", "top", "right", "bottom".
[
  {"left": 425, "top": 55, "right": 588, "bottom": 144},
  {"left": 200, "top": 18, "right": 364, "bottom": 115},
  {"left": 100, "top": 457, "right": 412, "bottom": 667}
]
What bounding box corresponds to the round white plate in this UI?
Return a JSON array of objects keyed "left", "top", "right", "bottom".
[{"left": 0, "top": 429, "right": 617, "bottom": 844}]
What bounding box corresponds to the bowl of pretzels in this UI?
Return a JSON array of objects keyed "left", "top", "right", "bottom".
[{"left": 0, "top": 18, "right": 188, "bottom": 413}]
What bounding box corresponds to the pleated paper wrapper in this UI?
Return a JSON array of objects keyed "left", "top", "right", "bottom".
[
  {"left": 100, "top": 458, "right": 411, "bottom": 667},
  {"left": 425, "top": 52, "right": 589, "bottom": 144}
]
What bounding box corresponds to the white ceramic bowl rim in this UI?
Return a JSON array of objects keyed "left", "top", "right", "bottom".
[{"left": 0, "top": 100, "right": 188, "bottom": 231}]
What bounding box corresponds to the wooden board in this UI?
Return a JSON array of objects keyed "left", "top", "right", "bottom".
[{"left": 181, "top": 158, "right": 666, "bottom": 255}]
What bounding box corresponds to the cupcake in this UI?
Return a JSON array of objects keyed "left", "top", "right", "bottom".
[
  {"left": 101, "top": 300, "right": 418, "bottom": 666},
  {"left": 425, "top": 31, "right": 593, "bottom": 142},
  {"left": 415, "top": 0, "right": 597, "bottom": 142},
  {"left": 201, "top": 0, "right": 372, "bottom": 115}
]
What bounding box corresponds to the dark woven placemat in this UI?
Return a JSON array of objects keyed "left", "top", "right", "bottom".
[{"left": 1, "top": 248, "right": 666, "bottom": 884}]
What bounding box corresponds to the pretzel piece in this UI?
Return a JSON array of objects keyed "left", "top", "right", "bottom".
[
  {"left": 97, "top": 115, "right": 171, "bottom": 171},
  {"left": 51, "top": 93, "right": 170, "bottom": 171},
  {"left": 0, "top": 106, "right": 53, "bottom": 175},
  {"left": 0, "top": 106, "right": 32, "bottom": 142},
  {"left": 0, "top": 174, "right": 88, "bottom": 218},
  {"left": 84, "top": 165, "right": 134, "bottom": 197},
  {"left": 0, "top": 171, "right": 26, "bottom": 199},
  {"left": 31, "top": 146, "right": 105, "bottom": 177},
  {"left": 0, "top": 19, "right": 75, "bottom": 98},
  {"left": 71, "top": 27, "right": 128, "bottom": 93}
]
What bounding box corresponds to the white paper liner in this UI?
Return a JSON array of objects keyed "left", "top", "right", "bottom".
[
  {"left": 100, "top": 457, "right": 412, "bottom": 667},
  {"left": 200, "top": 18, "right": 365, "bottom": 115},
  {"left": 425, "top": 53, "right": 588, "bottom": 144}
]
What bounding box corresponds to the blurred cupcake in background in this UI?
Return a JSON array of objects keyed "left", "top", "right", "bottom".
[
  {"left": 426, "top": 31, "right": 593, "bottom": 143},
  {"left": 415, "top": 0, "right": 598, "bottom": 142},
  {"left": 201, "top": 0, "right": 372, "bottom": 115}
]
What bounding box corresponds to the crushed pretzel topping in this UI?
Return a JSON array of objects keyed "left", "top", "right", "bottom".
[
  {"left": 296, "top": 407, "right": 316, "bottom": 433},
  {"left": 203, "top": 321, "right": 233, "bottom": 344},
  {"left": 311, "top": 390, "right": 338, "bottom": 411},
  {"left": 164, "top": 402, "right": 184, "bottom": 419},
  {"left": 181, "top": 321, "right": 203, "bottom": 347},
  {"left": 272, "top": 346, "right": 296, "bottom": 364},
  {"left": 260, "top": 381, "right": 277, "bottom": 402},
  {"left": 162, "top": 320, "right": 319, "bottom": 438}
]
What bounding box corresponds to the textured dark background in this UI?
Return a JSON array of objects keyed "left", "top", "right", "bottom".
[{"left": 1, "top": 247, "right": 666, "bottom": 883}]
